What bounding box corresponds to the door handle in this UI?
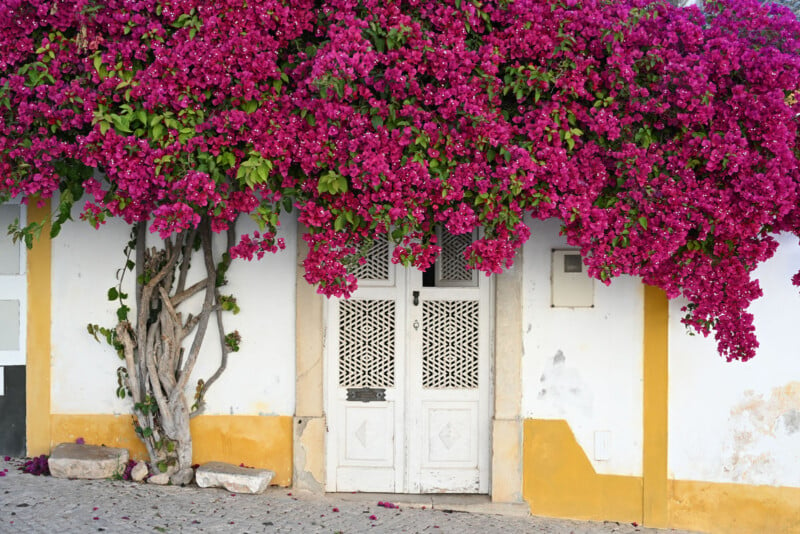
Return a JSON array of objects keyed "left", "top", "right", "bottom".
[{"left": 412, "top": 291, "right": 420, "bottom": 306}]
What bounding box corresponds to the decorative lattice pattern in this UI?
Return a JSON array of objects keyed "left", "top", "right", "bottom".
[
  {"left": 439, "top": 230, "right": 473, "bottom": 283},
  {"left": 422, "top": 300, "right": 479, "bottom": 389},
  {"left": 352, "top": 236, "right": 390, "bottom": 281},
  {"left": 338, "top": 299, "right": 395, "bottom": 387}
]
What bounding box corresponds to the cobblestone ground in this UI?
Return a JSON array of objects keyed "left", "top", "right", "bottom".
[{"left": 0, "top": 458, "right": 698, "bottom": 534}]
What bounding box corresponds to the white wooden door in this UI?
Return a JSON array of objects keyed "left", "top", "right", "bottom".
[
  {"left": 0, "top": 201, "right": 27, "bottom": 455},
  {"left": 326, "top": 230, "right": 491, "bottom": 493},
  {"left": 0, "top": 202, "right": 27, "bottom": 390}
]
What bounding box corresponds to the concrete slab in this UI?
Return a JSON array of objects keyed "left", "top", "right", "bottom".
[{"left": 48, "top": 442, "right": 129, "bottom": 479}]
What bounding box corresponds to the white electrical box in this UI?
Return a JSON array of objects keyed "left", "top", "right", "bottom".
[
  {"left": 551, "top": 249, "right": 594, "bottom": 307},
  {"left": 594, "top": 430, "right": 611, "bottom": 461}
]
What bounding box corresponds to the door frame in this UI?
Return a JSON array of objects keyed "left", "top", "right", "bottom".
[{"left": 293, "top": 227, "right": 524, "bottom": 502}]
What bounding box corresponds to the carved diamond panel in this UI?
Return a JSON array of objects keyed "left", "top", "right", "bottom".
[
  {"left": 343, "top": 405, "right": 394, "bottom": 464},
  {"left": 425, "top": 406, "right": 475, "bottom": 463},
  {"left": 422, "top": 300, "right": 479, "bottom": 389},
  {"left": 352, "top": 236, "right": 390, "bottom": 281},
  {"left": 338, "top": 300, "right": 395, "bottom": 388}
]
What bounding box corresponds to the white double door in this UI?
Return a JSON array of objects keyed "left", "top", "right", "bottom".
[{"left": 325, "top": 234, "right": 492, "bottom": 494}]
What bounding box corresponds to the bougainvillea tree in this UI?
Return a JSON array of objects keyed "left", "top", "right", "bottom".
[
  {"left": 0, "top": 0, "right": 317, "bottom": 480},
  {"left": 2, "top": 0, "right": 800, "bottom": 475}
]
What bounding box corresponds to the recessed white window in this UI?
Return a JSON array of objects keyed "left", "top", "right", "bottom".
[
  {"left": 0, "top": 205, "right": 21, "bottom": 275},
  {"left": 0, "top": 300, "right": 20, "bottom": 351}
]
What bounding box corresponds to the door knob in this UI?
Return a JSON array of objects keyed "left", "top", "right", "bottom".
[
  {"left": 413, "top": 319, "right": 420, "bottom": 331},
  {"left": 412, "top": 291, "right": 420, "bottom": 306}
]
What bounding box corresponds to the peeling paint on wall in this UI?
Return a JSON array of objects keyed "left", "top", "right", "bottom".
[
  {"left": 721, "top": 382, "right": 800, "bottom": 486},
  {"left": 536, "top": 350, "right": 593, "bottom": 417}
]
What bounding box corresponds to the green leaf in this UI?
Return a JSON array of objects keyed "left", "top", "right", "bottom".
[
  {"left": 638, "top": 216, "right": 648, "bottom": 230},
  {"left": 317, "top": 171, "right": 348, "bottom": 195},
  {"left": 93, "top": 55, "right": 104, "bottom": 76},
  {"left": 107, "top": 287, "right": 119, "bottom": 301},
  {"left": 334, "top": 213, "right": 347, "bottom": 231},
  {"left": 242, "top": 100, "right": 258, "bottom": 114}
]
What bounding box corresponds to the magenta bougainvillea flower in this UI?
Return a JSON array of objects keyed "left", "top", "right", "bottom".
[{"left": 2, "top": 0, "right": 800, "bottom": 362}]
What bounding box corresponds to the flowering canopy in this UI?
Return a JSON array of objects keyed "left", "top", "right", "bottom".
[{"left": 2, "top": 0, "right": 800, "bottom": 361}]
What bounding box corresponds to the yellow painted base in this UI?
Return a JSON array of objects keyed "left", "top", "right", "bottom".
[
  {"left": 190, "top": 415, "right": 293, "bottom": 486},
  {"left": 669, "top": 480, "right": 800, "bottom": 534},
  {"left": 522, "top": 418, "right": 800, "bottom": 533},
  {"left": 51, "top": 414, "right": 147, "bottom": 458},
  {"left": 49, "top": 414, "right": 292, "bottom": 486},
  {"left": 522, "top": 419, "right": 643, "bottom": 523}
]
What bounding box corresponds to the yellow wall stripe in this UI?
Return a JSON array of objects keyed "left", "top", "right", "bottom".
[
  {"left": 26, "top": 199, "right": 51, "bottom": 456},
  {"left": 643, "top": 285, "right": 669, "bottom": 527},
  {"left": 50, "top": 414, "right": 293, "bottom": 485}
]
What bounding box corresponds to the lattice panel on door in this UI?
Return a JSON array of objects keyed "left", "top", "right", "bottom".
[
  {"left": 338, "top": 299, "right": 395, "bottom": 387},
  {"left": 437, "top": 229, "right": 477, "bottom": 286},
  {"left": 352, "top": 235, "right": 390, "bottom": 281},
  {"left": 422, "top": 300, "right": 479, "bottom": 389}
]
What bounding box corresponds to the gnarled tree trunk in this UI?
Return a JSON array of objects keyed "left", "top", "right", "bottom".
[{"left": 113, "top": 216, "right": 238, "bottom": 483}]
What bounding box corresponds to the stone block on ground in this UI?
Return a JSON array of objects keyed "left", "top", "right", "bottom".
[
  {"left": 170, "top": 467, "right": 194, "bottom": 486},
  {"left": 147, "top": 472, "right": 170, "bottom": 485},
  {"left": 195, "top": 461, "right": 275, "bottom": 494},
  {"left": 49, "top": 443, "right": 129, "bottom": 480},
  {"left": 130, "top": 461, "right": 148, "bottom": 482}
]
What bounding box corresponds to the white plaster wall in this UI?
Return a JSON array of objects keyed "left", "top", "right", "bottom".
[
  {"left": 521, "top": 218, "right": 644, "bottom": 477},
  {"left": 669, "top": 233, "right": 800, "bottom": 486},
  {"left": 51, "top": 213, "right": 297, "bottom": 416}
]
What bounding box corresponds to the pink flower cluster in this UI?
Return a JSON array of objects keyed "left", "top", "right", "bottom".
[{"left": 2, "top": 0, "right": 800, "bottom": 361}]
